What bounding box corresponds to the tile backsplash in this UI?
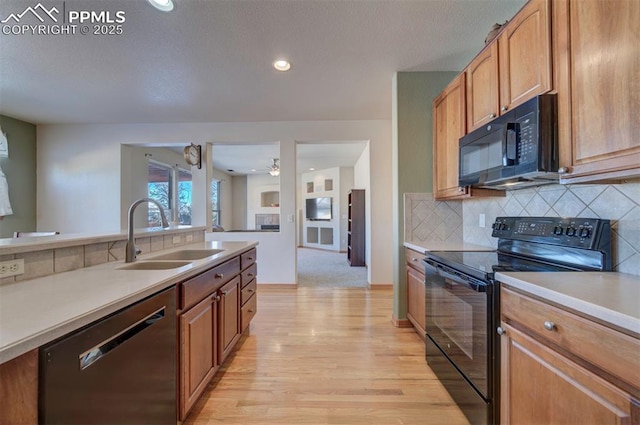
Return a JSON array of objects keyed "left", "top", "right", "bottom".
[
  {"left": 404, "top": 193, "right": 462, "bottom": 243},
  {"left": 405, "top": 181, "right": 640, "bottom": 276}
]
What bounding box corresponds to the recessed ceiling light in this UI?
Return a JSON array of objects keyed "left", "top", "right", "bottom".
[
  {"left": 251, "top": 169, "right": 256, "bottom": 172},
  {"left": 148, "top": 0, "right": 174, "bottom": 12},
  {"left": 309, "top": 168, "right": 315, "bottom": 171},
  {"left": 273, "top": 59, "right": 291, "bottom": 72}
]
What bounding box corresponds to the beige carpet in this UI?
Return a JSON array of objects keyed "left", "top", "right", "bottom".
[{"left": 297, "top": 247, "right": 367, "bottom": 287}]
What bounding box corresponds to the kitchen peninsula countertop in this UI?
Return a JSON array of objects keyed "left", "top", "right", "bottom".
[
  {"left": 404, "top": 240, "right": 494, "bottom": 253},
  {"left": 496, "top": 271, "right": 640, "bottom": 336},
  {"left": 0, "top": 240, "right": 257, "bottom": 364}
]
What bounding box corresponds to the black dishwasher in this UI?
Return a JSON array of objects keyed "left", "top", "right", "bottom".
[{"left": 40, "top": 286, "right": 176, "bottom": 425}]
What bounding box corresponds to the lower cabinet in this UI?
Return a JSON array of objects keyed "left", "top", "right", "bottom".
[
  {"left": 500, "top": 286, "right": 640, "bottom": 424},
  {"left": 178, "top": 248, "right": 258, "bottom": 421},
  {"left": 405, "top": 248, "right": 425, "bottom": 340},
  {"left": 218, "top": 277, "right": 241, "bottom": 364},
  {"left": 179, "top": 295, "right": 219, "bottom": 419}
]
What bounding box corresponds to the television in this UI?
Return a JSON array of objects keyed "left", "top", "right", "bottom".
[{"left": 305, "top": 197, "right": 332, "bottom": 221}]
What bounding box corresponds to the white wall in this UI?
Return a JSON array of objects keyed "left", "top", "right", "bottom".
[
  {"left": 301, "top": 167, "right": 341, "bottom": 251},
  {"left": 36, "top": 120, "right": 391, "bottom": 285},
  {"left": 246, "top": 173, "right": 280, "bottom": 230}
]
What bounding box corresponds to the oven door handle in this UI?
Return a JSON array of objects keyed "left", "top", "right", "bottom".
[{"left": 424, "top": 259, "right": 487, "bottom": 293}]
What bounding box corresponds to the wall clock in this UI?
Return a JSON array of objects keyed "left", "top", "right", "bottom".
[{"left": 183, "top": 143, "right": 201, "bottom": 169}]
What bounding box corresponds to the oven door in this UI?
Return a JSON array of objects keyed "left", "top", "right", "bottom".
[{"left": 424, "top": 258, "right": 492, "bottom": 399}]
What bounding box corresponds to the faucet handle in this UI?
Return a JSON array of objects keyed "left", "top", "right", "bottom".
[{"left": 135, "top": 246, "right": 142, "bottom": 256}]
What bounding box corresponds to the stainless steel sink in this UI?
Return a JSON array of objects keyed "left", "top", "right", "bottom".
[
  {"left": 148, "top": 249, "right": 225, "bottom": 261},
  {"left": 118, "top": 261, "right": 192, "bottom": 270}
]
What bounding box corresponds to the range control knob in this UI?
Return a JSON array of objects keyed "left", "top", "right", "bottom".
[
  {"left": 499, "top": 223, "right": 508, "bottom": 230},
  {"left": 579, "top": 228, "right": 591, "bottom": 238},
  {"left": 565, "top": 227, "right": 577, "bottom": 237},
  {"left": 553, "top": 226, "right": 564, "bottom": 235}
]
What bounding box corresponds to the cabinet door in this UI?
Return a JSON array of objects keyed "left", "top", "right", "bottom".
[
  {"left": 179, "top": 295, "right": 218, "bottom": 420},
  {"left": 500, "top": 323, "right": 637, "bottom": 424},
  {"left": 433, "top": 73, "right": 468, "bottom": 199},
  {"left": 466, "top": 42, "right": 499, "bottom": 131},
  {"left": 406, "top": 265, "right": 426, "bottom": 339},
  {"left": 218, "top": 276, "right": 241, "bottom": 363},
  {"left": 498, "top": 0, "right": 551, "bottom": 112},
  {"left": 556, "top": 0, "right": 640, "bottom": 182}
]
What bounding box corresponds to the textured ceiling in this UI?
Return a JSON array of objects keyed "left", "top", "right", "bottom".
[{"left": 0, "top": 0, "right": 525, "bottom": 125}]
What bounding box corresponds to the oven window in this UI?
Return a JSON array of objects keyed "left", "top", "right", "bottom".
[
  {"left": 460, "top": 135, "right": 503, "bottom": 176},
  {"left": 433, "top": 278, "right": 473, "bottom": 358}
]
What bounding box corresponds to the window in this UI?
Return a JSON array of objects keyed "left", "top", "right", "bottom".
[
  {"left": 147, "top": 161, "right": 192, "bottom": 226},
  {"left": 211, "top": 179, "right": 221, "bottom": 226}
]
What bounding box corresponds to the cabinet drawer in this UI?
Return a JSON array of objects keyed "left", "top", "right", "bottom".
[
  {"left": 241, "top": 293, "right": 257, "bottom": 332},
  {"left": 241, "top": 248, "right": 257, "bottom": 270},
  {"left": 501, "top": 286, "right": 640, "bottom": 391},
  {"left": 405, "top": 249, "right": 424, "bottom": 273},
  {"left": 180, "top": 257, "right": 240, "bottom": 309},
  {"left": 241, "top": 263, "right": 257, "bottom": 287},
  {"left": 241, "top": 279, "right": 257, "bottom": 305}
]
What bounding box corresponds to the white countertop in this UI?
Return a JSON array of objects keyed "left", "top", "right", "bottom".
[
  {"left": 496, "top": 271, "right": 640, "bottom": 336},
  {"left": 404, "top": 240, "right": 494, "bottom": 254},
  {"left": 0, "top": 240, "right": 257, "bottom": 364}
]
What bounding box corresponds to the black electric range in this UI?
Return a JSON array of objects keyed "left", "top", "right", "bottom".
[{"left": 423, "top": 216, "right": 612, "bottom": 425}]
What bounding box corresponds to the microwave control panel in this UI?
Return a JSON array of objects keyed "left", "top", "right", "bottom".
[
  {"left": 491, "top": 216, "right": 610, "bottom": 249},
  {"left": 516, "top": 111, "right": 537, "bottom": 163}
]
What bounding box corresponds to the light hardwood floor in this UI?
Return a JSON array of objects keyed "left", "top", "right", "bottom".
[{"left": 184, "top": 286, "right": 470, "bottom": 425}]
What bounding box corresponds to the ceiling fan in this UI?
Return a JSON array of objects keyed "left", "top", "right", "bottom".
[{"left": 267, "top": 158, "right": 280, "bottom": 176}]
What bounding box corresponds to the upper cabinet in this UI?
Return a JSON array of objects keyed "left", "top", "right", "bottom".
[
  {"left": 554, "top": 0, "right": 640, "bottom": 183},
  {"left": 467, "top": 0, "right": 552, "bottom": 132},
  {"left": 466, "top": 43, "right": 499, "bottom": 131},
  {"left": 434, "top": 73, "right": 467, "bottom": 199}
]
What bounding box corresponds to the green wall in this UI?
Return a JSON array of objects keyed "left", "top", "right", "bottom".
[
  {"left": 392, "top": 72, "right": 458, "bottom": 321},
  {"left": 0, "top": 115, "right": 37, "bottom": 238}
]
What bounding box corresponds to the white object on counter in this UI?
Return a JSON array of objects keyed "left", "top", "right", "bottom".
[{"left": 0, "top": 165, "right": 13, "bottom": 217}]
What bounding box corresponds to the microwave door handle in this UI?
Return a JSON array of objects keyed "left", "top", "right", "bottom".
[
  {"left": 434, "top": 264, "right": 487, "bottom": 293},
  {"left": 503, "top": 123, "right": 518, "bottom": 166}
]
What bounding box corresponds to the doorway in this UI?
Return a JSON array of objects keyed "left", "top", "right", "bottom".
[{"left": 295, "top": 141, "right": 369, "bottom": 288}]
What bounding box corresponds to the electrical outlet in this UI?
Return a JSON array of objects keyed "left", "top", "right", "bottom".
[
  {"left": 0, "top": 259, "right": 25, "bottom": 277},
  {"left": 172, "top": 235, "right": 181, "bottom": 244},
  {"left": 479, "top": 213, "right": 486, "bottom": 228},
  {"left": 186, "top": 234, "right": 193, "bottom": 242}
]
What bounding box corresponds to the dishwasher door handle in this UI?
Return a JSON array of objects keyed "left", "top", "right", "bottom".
[{"left": 78, "top": 306, "right": 166, "bottom": 370}]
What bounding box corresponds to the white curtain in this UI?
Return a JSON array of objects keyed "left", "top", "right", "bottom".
[{"left": 0, "top": 165, "right": 13, "bottom": 217}]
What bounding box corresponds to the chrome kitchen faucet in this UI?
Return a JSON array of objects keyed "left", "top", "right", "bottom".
[{"left": 125, "top": 198, "right": 170, "bottom": 263}]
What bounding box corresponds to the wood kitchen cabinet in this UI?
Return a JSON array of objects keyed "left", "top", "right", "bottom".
[
  {"left": 466, "top": 0, "right": 552, "bottom": 132},
  {"left": 0, "top": 349, "right": 38, "bottom": 425},
  {"left": 178, "top": 248, "right": 258, "bottom": 421},
  {"left": 433, "top": 73, "right": 504, "bottom": 200},
  {"left": 405, "top": 248, "right": 425, "bottom": 340},
  {"left": 218, "top": 276, "right": 241, "bottom": 364},
  {"left": 554, "top": 0, "right": 640, "bottom": 183},
  {"left": 180, "top": 294, "right": 219, "bottom": 419},
  {"left": 499, "top": 286, "right": 640, "bottom": 424}
]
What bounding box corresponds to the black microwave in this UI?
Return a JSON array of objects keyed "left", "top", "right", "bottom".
[{"left": 458, "top": 94, "right": 558, "bottom": 190}]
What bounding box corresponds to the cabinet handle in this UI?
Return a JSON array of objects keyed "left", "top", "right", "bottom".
[
  {"left": 247, "top": 273, "right": 254, "bottom": 277},
  {"left": 212, "top": 294, "right": 221, "bottom": 302},
  {"left": 458, "top": 186, "right": 465, "bottom": 192},
  {"left": 496, "top": 326, "right": 506, "bottom": 336},
  {"left": 248, "top": 309, "right": 254, "bottom": 313},
  {"left": 501, "top": 105, "right": 508, "bottom": 112},
  {"left": 247, "top": 257, "right": 254, "bottom": 260},
  {"left": 247, "top": 289, "right": 254, "bottom": 293},
  {"left": 411, "top": 258, "right": 418, "bottom": 262},
  {"left": 489, "top": 113, "right": 496, "bottom": 118},
  {"left": 558, "top": 167, "right": 570, "bottom": 174},
  {"left": 215, "top": 273, "right": 224, "bottom": 279},
  {"left": 543, "top": 321, "right": 556, "bottom": 331}
]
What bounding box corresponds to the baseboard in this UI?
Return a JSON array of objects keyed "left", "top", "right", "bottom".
[
  {"left": 257, "top": 283, "right": 298, "bottom": 290},
  {"left": 368, "top": 283, "right": 393, "bottom": 290},
  {"left": 392, "top": 315, "right": 413, "bottom": 328}
]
